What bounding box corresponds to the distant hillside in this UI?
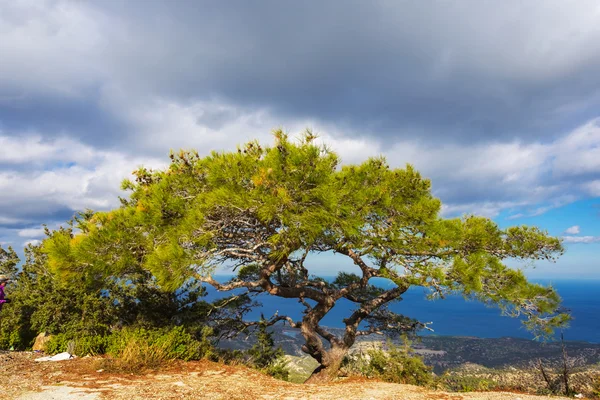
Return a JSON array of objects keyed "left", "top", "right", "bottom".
[{"left": 219, "top": 324, "right": 600, "bottom": 373}]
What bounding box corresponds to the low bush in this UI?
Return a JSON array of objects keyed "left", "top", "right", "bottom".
[
  {"left": 245, "top": 324, "right": 289, "bottom": 380},
  {"left": 592, "top": 375, "right": 600, "bottom": 398},
  {"left": 439, "top": 373, "right": 497, "bottom": 392},
  {"left": 342, "top": 339, "right": 433, "bottom": 386},
  {"left": 437, "top": 364, "right": 600, "bottom": 397},
  {"left": 46, "top": 333, "right": 109, "bottom": 356},
  {"left": 102, "top": 325, "right": 214, "bottom": 372}
]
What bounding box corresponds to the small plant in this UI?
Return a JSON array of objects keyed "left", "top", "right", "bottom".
[
  {"left": 46, "top": 333, "right": 109, "bottom": 356},
  {"left": 101, "top": 325, "right": 214, "bottom": 373},
  {"left": 440, "top": 373, "right": 496, "bottom": 392},
  {"left": 264, "top": 359, "right": 290, "bottom": 381},
  {"left": 536, "top": 333, "right": 577, "bottom": 397},
  {"left": 592, "top": 375, "right": 600, "bottom": 398},
  {"left": 246, "top": 323, "right": 289, "bottom": 380},
  {"left": 343, "top": 338, "right": 433, "bottom": 386}
]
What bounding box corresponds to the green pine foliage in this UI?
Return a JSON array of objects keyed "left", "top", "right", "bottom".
[{"left": 0, "top": 238, "right": 213, "bottom": 351}]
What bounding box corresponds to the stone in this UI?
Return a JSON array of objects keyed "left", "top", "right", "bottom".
[{"left": 32, "top": 332, "right": 53, "bottom": 352}]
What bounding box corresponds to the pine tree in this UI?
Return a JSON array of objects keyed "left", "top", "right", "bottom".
[{"left": 43, "top": 131, "right": 568, "bottom": 382}]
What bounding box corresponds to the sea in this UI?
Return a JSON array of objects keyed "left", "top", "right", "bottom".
[{"left": 205, "top": 277, "right": 600, "bottom": 343}]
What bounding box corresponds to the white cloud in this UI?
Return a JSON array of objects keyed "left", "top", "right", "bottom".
[
  {"left": 107, "top": 90, "right": 383, "bottom": 164},
  {"left": 0, "top": 134, "right": 96, "bottom": 165},
  {"left": 551, "top": 120, "right": 600, "bottom": 177},
  {"left": 376, "top": 118, "right": 600, "bottom": 217},
  {"left": 563, "top": 235, "right": 600, "bottom": 244},
  {"left": 584, "top": 180, "right": 600, "bottom": 196},
  {"left": 0, "top": 135, "right": 166, "bottom": 225},
  {"left": 3, "top": 102, "right": 600, "bottom": 232},
  {"left": 0, "top": 0, "right": 109, "bottom": 97},
  {"left": 17, "top": 227, "right": 45, "bottom": 238},
  {"left": 565, "top": 225, "right": 581, "bottom": 235},
  {"left": 0, "top": 216, "right": 23, "bottom": 225},
  {"left": 440, "top": 202, "right": 521, "bottom": 219},
  {"left": 3, "top": 0, "right": 600, "bottom": 146}
]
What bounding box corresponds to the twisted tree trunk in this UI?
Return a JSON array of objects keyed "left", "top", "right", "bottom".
[{"left": 304, "top": 345, "right": 349, "bottom": 384}]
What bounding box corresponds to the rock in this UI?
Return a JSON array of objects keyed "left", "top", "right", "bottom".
[{"left": 32, "top": 332, "right": 53, "bottom": 352}]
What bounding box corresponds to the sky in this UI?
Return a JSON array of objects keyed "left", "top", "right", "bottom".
[{"left": 1, "top": 0, "right": 600, "bottom": 279}]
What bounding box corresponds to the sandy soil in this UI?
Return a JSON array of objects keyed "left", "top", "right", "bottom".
[{"left": 0, "top": 351, "right": 571, "bottom": 400}]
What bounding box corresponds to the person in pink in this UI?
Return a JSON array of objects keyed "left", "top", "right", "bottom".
[{"left": 0, "top": 275, "right": 10, "bottom": 311}]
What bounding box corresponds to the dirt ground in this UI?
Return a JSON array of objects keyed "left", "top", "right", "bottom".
[{"left": 0, "top": 352, "right": 571, "bottom": 400}]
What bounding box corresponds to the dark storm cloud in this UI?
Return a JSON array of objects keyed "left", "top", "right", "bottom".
[
  {"left": 0, "top": 196, "right": 80, "bottom": 228},
  {"left": 3, "top": 0, "right": 600, "bottom": 147},
  {"left": 2, "top": 0, "right": 600, "bottom": 238},
  {"left": 87, "top": 0, "right": 600, "bottom": 144},
  {"left": 0, "top": 90, "right": 125, "bottom": 148}
]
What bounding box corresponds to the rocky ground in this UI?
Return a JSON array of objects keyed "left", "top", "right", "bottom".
[{"left": 0, "top": 351, "right": 576, "bottom": 400}]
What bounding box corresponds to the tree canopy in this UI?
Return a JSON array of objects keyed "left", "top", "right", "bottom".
[{"left": 43, "top": 130, "right": 568, "bottom": 382}]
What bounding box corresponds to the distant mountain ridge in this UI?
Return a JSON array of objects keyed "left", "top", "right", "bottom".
[{"left": 219, "top": 324, "right": 600, "bottom": 373}]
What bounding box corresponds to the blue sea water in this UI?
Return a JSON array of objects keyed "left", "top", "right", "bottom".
[{"left": 205, "top": 278, "right": 600, "bottom": 343}]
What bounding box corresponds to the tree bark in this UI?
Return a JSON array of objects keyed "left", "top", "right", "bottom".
[{"left": 304, "top": 346, "right": 348, "bottom": 384}]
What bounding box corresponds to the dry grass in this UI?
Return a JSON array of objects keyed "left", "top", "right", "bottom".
[{"left": 96, "top": 337, "right": 176, "bottom": 373}]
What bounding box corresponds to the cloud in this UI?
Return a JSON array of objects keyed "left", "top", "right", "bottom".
[
  {"left": 0, "top": 134, "right": 166, "bottom": 229},
  {"left": 583, "top": 180, "right": 600, "bottom": 196},
  {"left": 2, "top": 1, "right": 600, "bottom": 251},
  {"left": 564, "top": 226, "right": 581, "bottom": 235},
  {"left": 0, "top": 0, "right": 108, "bottom": 97},
  {"left": 0, "top": 134, "right": 96, "bottom": 166},
  {"left": 4, "top": 0, "right": 600, "bottom": 147},
  {"left": 17, "top": 227, "right": 46, "bottom": 238},
  {"left": 378, "top": 119, "right": 600, "bottom": 217},
  {"left": 563, "top": 235, "right": 600, "bottom": 244}
]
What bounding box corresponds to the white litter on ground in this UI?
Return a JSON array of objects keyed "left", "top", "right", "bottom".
[{"left": 34, "top": 352, "right": 74, "bottom": 362}]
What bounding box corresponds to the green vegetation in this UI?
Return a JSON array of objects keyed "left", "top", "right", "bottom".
[
  {"left": 0, "top": 132, "right": 569, "bottom": 385},
  {"left": 38, "top": 131, "right": 568, "bottom": 382},
  {"left": 97, "top": 326, "right": 215, "bottom": 372},
  {"left": 246, "top": 323, "right": 289, "bottom": 380},
  {"left": 0, "top": 238, "right": 217, "bottom": 351},
  {"left": 0, "top": 242, "right": 288, "bottom": 377},
  {"left": 593, "top": 375, "right": 600, "bottom": 398},
  {"left": 439, "top": 372, "right": 497, "bottom": 392},
  {"left": 438, "top": 363, "right": 600, "bottom": 397},
  {"left": 342, "top": 339, "right": 433, "bottom": 386}
]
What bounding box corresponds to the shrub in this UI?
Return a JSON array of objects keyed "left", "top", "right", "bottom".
[
  {"left": 343, "top": 339, "right": 433, "bottom": 386},
  {"left": 46, "top": 333, "right": 109, "bottom": 356},
  {"left": 440, "top": 373, "right": 496, "bottom": 392},
  {"left": 0, "top": 239, "right": 213, "bottom": 353},
  {"left": 245, "top": 324, "right": 289, "bottom": 380},
  {"left": 215, "top": 348, "right": 245, "bottom": 365},
  {"left": 592, "top": 375, "right": 600, "bottom": 398},
  {"left": 265, "top": 359, "right": 290, "bottom": 381},
  {"left": 101, "top": 325, "right": 214, "bottom": 372}
]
